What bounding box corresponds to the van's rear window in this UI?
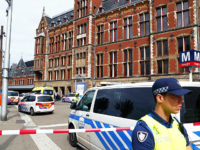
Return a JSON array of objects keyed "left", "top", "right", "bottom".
[
  {"left": 8, "top": 92, "right": 19, "bottom": 96},
  {"left": 94, "top": 88, "right": 155, "bottom": 120},
  {"left": 181, "top": 87, "right": 200, "bottom": 123},
  {"left": 31, "top": 90, "right": 41, "bottom": 94},
  {"left": 43, "top": 90, "right": 53, "bottom": 95},
  {"left": 37, "top": 96, "right": 53, "bottom": 102}
]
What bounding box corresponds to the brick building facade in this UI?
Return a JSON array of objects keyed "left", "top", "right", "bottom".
[
  {"left": 8, "top": 59, "right": 34, "bottom": 93},
  {"left": 34, "top": 0, "right": 200, "bottom": 95}
]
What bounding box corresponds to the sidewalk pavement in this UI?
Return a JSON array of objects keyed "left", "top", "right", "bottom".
[{"left": 0, "top": 105, "right": 39, "bottom": 150}]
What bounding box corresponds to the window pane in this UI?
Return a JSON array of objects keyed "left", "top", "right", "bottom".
[
  {"left": 129, "top": 50, "right": 132, "bottom": 61},
  {"left": 101, "top": 54, "right": 103, "bottom": 64},
  {"left": 93, "top": 88, "right": 155, "bottom": 120},
  {"left": 98, "top": 33, "right": 100, "bottom": 44},
  {"left": 124, "top": 19, "right": 127, "bottom": 25},
  {"left": 110, "top": 65, "right": 112, "bottom": 77},
  {"left": 157, "top": 17, "right": 161, "bottom": 32},
  {"left": 110, "top": 53, "right": 113, "bottom": 64},
  {"left": 141, "top": 62, "right": 144, "bottom": 75},
  {"left": 184, "top": 1, "right": 189, "bottom": 9},
  {"left": 141, "top": 48, "right": 144, "bottom": 60},
  {"left": 101, "top": 25, "right": 104, "bottom": 31},
  {"left": 158, "top": 41, "right": 162, "bottom": 56},
  {"left": 145, "top": 13, "right": 149, "bottom": 20},
  {"left": 184, "top": 11, "right": 189, "bottom": 27},
  {"left": 97, "top": 67, "right": 99, "bottom": 77},
  {"left": 141, "top": 23, "right": 144, "bottom": 36},
  {"left": 163, "top": 7, "right": 167, "bottom": 15},
  {"left": 177, "top": 3, "right": 182, "bottom": 11},
  {"left": 129, "top": 63, "right": 132, "bottom": 76},
  {"left": 177, "top": 12, "right": 182, "bottom": 27},
  {"left": 163, "top": 16, "right": 167, "bottom": 31},
  {"left": 146, "top": 21, "right": 149, "bottom": 35},
  {"left": 178, "top": 38, "right": 183, "bottom": 53},
  {"left": 184, "top": 37, "right": 190, "bottom": 51},
  {"left": 111, "top": 30, "right": 113, "bottom": 42},
  {"left": 158, "top": 61, "right": 162, "bottom": 74},
  {"left": 140, "top": 14, "right": 144, "bottom": 21},
  {"left": 146, "top": 47, "right": 150, "bottom": 59},
  {"left": 157, "top": 8, "right": 161, "bottom": 16},
  {"left": 163, "top": 40, "right": 168, "bottom": 55},
  {"left": 115, "top": 22, "right": 117, "bottom": 28},
  {"left": 97, "top": 55, "right": 99, "bottom": 65},
  {"left": 115, "top": 29, "right": 118, "bottom": 41},
  {"left": 129, "top": 25, "right": 133, "bottom": 38},
  {"left": 124, "top": 50, "right": 127, "bottom": 61},
  {"left": 163, "top": 60, "right": 168, "bottom": 74},
  {"left": 124, "top": 64, "right": 127, "bottom": 76},
  {"left": 125, "top": 27, "right": 127, "bottom": 39},
  {"left": 114, "top": 64, "right": 117, "bottom": 77},
  {"left": 114, "top": 52, "right": 117, "bottom": 63},
  {"left": 101, "top": 66, "right": 103, "bottom": 77},
  {"left": 146, "top": 61, "right": 150, "bottom": 75},
  {"left": 110, "top": 23, "right": 113, "bottom": 29},
  {"left": 129, "top": 18, "right": 132, "bottom": 24}
]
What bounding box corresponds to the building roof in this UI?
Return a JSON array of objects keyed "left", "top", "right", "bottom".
[
  {"left": 25, "top": 60, "right": 34, "bottom": 67},
  {"left": 9, "top": 59, "right": 34, "bottom": 78},
  {"left": 47, "top": 9, "right": 74, "bottom": 28},
  {"left": 97, "top": 0, "right": 142, "bottom": 14},
  {"left": 17, "top": 58, "right": 26, "bottom": 68}
]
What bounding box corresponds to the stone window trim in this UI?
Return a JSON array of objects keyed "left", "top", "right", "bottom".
[
  {"left": 139, "top": 12, "right": 150, "bottom": 36},
  {"left": 96, "top": 53, "right": 104, "bottom": 78},
  {"left": 156, "top": 6, "right": 168, "bottom": 32},
  {"left": 123, "top": 49, "right": 133, "bottom": 77},
  {"left": 177, "top": 36, "right": 190, "bottom": 54},
  {"left": 123, "top": 17, "right": 133, "bottom": 40},
  {"left": 109, "top": 51, "right": 118, "bottom": 78},
  {"left": 176, "top": 0, "right": 189, "bottom": 28}
]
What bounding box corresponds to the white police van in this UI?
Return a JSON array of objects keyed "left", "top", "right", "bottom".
[{"left": 68, "top": 82, "right": 200, "bottom": 150}]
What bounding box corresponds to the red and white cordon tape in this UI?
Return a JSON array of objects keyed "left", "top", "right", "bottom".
[{"left": 0, "top": 127, "right": 134, "bottom": 136}]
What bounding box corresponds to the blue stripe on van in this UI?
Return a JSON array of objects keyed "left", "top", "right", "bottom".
[
  {"left": 90, "top": 121, "right": 111, "bottom": 150},
  {"left": 114, "top": 126, "right": 132, "bottom": 150},
  {"left": 95, "top": 121, "right": 118, "bottom": 150},
  {"left": 127, "top": 130, "right": 133, "bottom": 138},
  {"left": 103, "top": 123, "right": 126, "bottom": 150}
]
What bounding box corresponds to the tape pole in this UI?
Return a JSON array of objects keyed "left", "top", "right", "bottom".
[{"left": 0, "top": 127, "right": 134, "bottom": 136}]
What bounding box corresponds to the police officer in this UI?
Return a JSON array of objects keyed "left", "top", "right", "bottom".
[
  {"left": 132, "top": 78, "right": 193, "bottom": 150},
  {"left": 73, "top": 93, "right": 80, "bottom": 103}
]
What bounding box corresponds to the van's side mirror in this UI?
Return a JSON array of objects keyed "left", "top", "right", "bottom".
[{"left": 70, "top": 102, "right": 77, "bottom": 109}]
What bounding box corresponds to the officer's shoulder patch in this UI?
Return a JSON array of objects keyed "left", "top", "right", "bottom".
[{"left": 137, "top": 131, "right": 148, "bottom": 142}]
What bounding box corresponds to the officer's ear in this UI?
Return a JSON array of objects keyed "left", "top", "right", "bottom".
[{"left": 156, "top": 94, "right": 165, "bottom": 104}]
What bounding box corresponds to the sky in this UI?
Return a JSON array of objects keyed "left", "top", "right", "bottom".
[{"left": 0, "top": 0, "right": 74, "bottom": 67}]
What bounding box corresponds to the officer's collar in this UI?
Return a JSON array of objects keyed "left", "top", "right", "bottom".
[{"left": 150, "top": 109, "right": 174, "bottom": 125}]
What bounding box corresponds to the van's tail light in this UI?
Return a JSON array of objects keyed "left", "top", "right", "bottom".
[
  {"left": 51, "top": 102, "right": 54, "bottom": 105},
  {"left": 36, "top": 103, "right": 42, "bottom": 106}
]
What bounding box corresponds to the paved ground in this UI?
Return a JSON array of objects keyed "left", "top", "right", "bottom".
[{"left": 0, "top": 101, "right": 83, "bottom": 150}]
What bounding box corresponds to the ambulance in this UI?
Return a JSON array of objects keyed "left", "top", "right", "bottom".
[
  {"left": 68, "top": 82, "right": 200, "bottom": 150},
  {"left": 7, "top": 90, "right": 20, "bottom": 105},
  {"left": 31, "top": 86, "right": 54, "bottom": 101}
]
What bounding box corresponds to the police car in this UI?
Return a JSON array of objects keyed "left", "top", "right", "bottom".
[
  {"left": 62, "top": 93, "right": 75, "bottom": 103},
  {"left": 7, "top": 90, "right": 20, "bottom": 105},
  {"left": 68, "top": 82, "right": 200, "bottom": 150},
  {"left": 18, "top": 94, "right": 54, "bottom": 116}
]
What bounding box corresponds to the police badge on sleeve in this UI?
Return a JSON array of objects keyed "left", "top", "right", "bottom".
[{"left": 137, "top": 131, "right": 148, "bottom": 142}]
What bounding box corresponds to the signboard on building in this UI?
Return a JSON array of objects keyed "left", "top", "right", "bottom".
[
  {"left": 179, "top": 50, "right": 200, "bottom": 68},
  {"left": 75, "top": 83, "right": 86, "bottom": 98}
]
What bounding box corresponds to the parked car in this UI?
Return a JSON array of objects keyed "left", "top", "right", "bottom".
[
  {"left": 18, "top": 94, "right": 54, "bottom": 116},
  {"left": 62, "top": 93, "right": 75, "bottom": 103}
]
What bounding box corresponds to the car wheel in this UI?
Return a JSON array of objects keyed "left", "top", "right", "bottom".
[
  {"left": 69, "top": 125, "right": 77, "bottom": 147},
  {"left": 18, "top": 106, "right": 21, "bottom": 112},
  {"left": 30, "top": 108, "right": 35, "bottom": 116}
]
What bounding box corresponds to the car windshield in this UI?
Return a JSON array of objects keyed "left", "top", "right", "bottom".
[
  {"left": 37, "top": 96, "right": 53, "bottom": 102},
  {"left": 19, "top": 94, "right": 24, "bottom": 97},
  {"left": 43, "top": 90, "right": 53, "bottom": 95},
  {"left": 8, "top": 92, "right": 19, "bottom": 96}
]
